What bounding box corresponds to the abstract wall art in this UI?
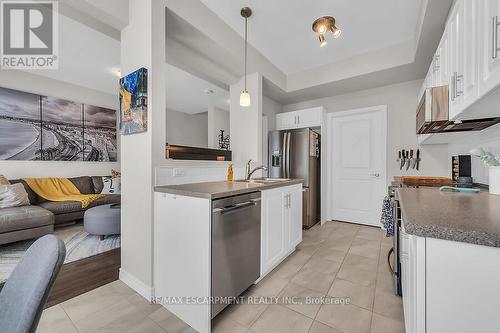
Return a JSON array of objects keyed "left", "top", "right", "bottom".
[
  {"left": 0, "top": 86, "right": 117, "bottom": 162},
  {"left": 119, "top": 67, "right": 148, "bottom": 135}
]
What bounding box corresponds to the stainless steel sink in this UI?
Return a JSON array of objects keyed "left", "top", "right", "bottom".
[{"left": 235, "top": 178, "right": 291, "bottom": 184}]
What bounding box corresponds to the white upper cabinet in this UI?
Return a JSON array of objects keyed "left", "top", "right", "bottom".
[
  {"left": 276, "top": 111, "right": 298, "bottom": 130},
  {"left": 418, "top": 0, "right": 500, "bottom": 122},
  {"left": 276, "top": 107, "right": 323, "bottom": 130},
  {"left": 448, "top": 0, "right": 479, "bottom": 119},
  {"left": 479, "top": 0, "right": 500, "bottom": 97},
  {"left": 434, "top": 27, "right": 450, "bottom": 87}
]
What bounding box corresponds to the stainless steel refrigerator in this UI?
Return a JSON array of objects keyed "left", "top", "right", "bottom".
[{"left": 268, "top": 128, "right": 320, "bottom": 229}]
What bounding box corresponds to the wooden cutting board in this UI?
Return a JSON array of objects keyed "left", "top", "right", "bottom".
[{"left": 394, "top": 176, "right": 454, "bottom": 187}]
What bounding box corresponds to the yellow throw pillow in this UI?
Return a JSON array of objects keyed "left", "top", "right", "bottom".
[{"left": 0, "top": 175, "right": 10, "bottom": 185}]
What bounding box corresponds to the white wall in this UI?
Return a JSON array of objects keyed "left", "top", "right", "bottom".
[
  {"left": 263, "top": 95, "right": 281, "bottom": 132},
  {"left": 283, "top": 79, "right": 450, "bottom": 183},
  {"left": 0, "top": 70, "right": 120, "bottom": 179},
  {"left": 166, "top": 108, "right": 208, "bottom": 147},
  {"left": 262, "top": 95, "right": 282, "bottom": 170},
  {"left": 448, "top": 124, "right": 500, "bottom": 185},
  {"left": 120, "top": 0, "right": 166, "bottom": 298},
  {"left": 207, "top": 107, "right": 229, "bottom": 149},
  {"left": 230, "top": 72, "right": 263, "bottom": 165}
]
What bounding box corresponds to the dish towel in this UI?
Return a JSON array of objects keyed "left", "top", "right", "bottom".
[
  {"left": 380, "top": 196, "right": 394, "bottom": 237},
  {"left": 23, "top": 178, "right": 106, "bottom": 208}
]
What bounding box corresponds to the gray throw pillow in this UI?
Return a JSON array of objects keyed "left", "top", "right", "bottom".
[{"left": 0, "top": 183, "right": 30, "bottom": 208}]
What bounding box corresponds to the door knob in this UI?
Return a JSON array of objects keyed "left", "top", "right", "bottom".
[{"left": 370, "top": 173, "right": 380, "bottom": 177}]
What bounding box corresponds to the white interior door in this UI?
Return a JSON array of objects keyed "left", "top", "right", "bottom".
[{"left": 327, "top": 106, "right": 387, "bottom": 226}]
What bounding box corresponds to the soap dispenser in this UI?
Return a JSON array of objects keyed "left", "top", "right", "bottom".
[{"left": 227, "top": 163, "right": 234, "bottom": 181}]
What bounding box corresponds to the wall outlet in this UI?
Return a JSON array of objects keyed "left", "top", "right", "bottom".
[{"left": 173, "top": 168, "right": 186, "bottom": 177}]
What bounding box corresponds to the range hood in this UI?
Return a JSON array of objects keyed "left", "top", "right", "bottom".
[{"left": 416, "top": 86, "right": 500, "bottom": 134}]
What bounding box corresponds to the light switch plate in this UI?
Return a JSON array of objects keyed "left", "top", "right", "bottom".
[{"left": 173, "top": 168, "right": 185, "bottom": 177}]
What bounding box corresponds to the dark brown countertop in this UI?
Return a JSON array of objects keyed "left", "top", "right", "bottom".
[
  {"left": 154, "top": 179, "right": 303, "bottom": 200},
  {"left": 397, "top": 187, "right": 500, "bottom": 247}
]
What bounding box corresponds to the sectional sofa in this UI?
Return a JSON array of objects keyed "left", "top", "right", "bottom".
[{"left": 0, "top": 176, "right": 120, "bottom": 245}]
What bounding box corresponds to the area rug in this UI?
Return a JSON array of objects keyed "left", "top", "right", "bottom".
[{"left": 0, "top": 223, "right": 120, "bottom": 283}]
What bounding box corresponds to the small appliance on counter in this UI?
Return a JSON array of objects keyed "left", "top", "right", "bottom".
[{"left": 452, "top": 155, "right": 473, "bottom": 187}]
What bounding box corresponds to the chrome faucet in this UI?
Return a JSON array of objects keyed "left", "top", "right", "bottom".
[{"left": 245, "top": 159, "right": 268, "bottom": 180}]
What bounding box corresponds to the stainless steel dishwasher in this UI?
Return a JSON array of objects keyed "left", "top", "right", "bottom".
[{"left": 211, "top": 191, "right": 261, "bottom": 318}]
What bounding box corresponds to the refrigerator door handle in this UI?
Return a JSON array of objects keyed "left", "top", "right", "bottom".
[
  {"left": 286, "top": 132, "right": 292, "bottom": 178},
  {"left": 281, "top": 132, "right": 287, "bottom": 178}
]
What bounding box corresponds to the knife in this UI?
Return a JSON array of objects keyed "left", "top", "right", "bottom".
[
  {"left": 410, "top": 149, "right": 417, "bottom": 169},
  {"left": 405, "top": 150, "right": 411, "bottom": 170},
  {"left": 415, "top": 149, "right": 421, "bottom": 170},
  {"left": 397, "top": 150, "right": 402, "bottom": 167},
  {"left": 400, "top": 149, "right": 406, "bottom": 170}
]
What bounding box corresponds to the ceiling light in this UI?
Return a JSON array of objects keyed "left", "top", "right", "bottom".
[
  {"left": 240, "top": 7, "right": 252, "bottom": 107},
  {"left": 319, "top": 34, "right": 327, "bottom": 47},
  {"left": 312, "top": 16, "right": 342, "bottom": 47}
]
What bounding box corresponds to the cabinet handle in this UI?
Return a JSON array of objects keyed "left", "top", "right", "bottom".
[
  {"left": 450, "top": 73, "right": 456, "bottom": 101},
  {"left": 297, "top": 115, "right": 300, "bottom": 124},
  {"left": 493, "top": 16, "right": 500, "bottom": 59},
  {"left": 455, "top": 72, "right": 463, "bottom": 97},
  {"left": 433, "top": 54, "right": 440, "bottom": 72}
]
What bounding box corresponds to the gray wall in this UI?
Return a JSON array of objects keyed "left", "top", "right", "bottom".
[
  {"left": 283, "top": 79, "right": 450, "bottom": 183},
  {"left": 166, "top": 108, "right": 208, "bottom": 148},
  {"left": 208, "top": 107, "right": 229, "bottom": 149}
]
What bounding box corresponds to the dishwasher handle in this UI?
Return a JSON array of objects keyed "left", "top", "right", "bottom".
[{"left": 213, "top": 198, "right": 261, "bottom": 215}]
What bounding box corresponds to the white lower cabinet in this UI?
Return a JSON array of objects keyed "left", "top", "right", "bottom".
[
  {"left": 401, "top": 222, "right": 500, "bottom": 333},
  {"left": 260, "top": 184, "right": 302, "bottom": 276},
  {"left": 400, "top": 227, "right": 426, "bottom": 333}
]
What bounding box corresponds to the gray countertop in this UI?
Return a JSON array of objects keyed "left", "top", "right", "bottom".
[
  {"left": 397, "top": 187, "right": 500, "bottom": 247},
  {"left": 154, "top": 179, "right": 303, "bottom": 199}
]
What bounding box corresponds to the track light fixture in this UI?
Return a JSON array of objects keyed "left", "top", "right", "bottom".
[{"left": 312, "top": 16, "right": 342, "bottom": 47}]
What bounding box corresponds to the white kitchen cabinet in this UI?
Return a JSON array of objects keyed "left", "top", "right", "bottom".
[
  {"left": 260, "top": 184, "right": 302, "bottom": 276},
  {"left": 479, "top": 0, "right": 500, "bottom": 97},
  {"left": 418, "top": 0, "right": 500, "bottom": 123},
  {"left": 276, "top": 111, "right": 298, "bottom": 130},
  {"left": 447, "top": 0, "right": 478, "bottom": 119},
  {"left": 400, "top": 226, "right": 426, "bottom": 333},
  {"left": 287, "top": 187, "right": 303, "bottom": 248},
  {"left": 275, "top": 107, "right": 323, "bottom": 130},
  {"left": 425, "top": 238, "right": 500, "bottom": 333},
  {"left": 260, "top": 187, "right": 286, "bottom": 275},
  {"left": 433, "top": 28, "right": 450, "bottom": 87},
  {"left": 400, "top": 222, "right": 500, "bottom": 333}
]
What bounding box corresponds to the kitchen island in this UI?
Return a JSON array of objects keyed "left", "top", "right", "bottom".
[
  {"left": 396, "top": 187, "right": 500, "bottom": 333},
  {"left": 153, "top": 179, "right": 303, "bottom": 333}
]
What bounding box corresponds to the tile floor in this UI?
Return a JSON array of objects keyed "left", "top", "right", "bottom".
[{"left": 37, "top": 221, "right": 404, "bottom": 333}]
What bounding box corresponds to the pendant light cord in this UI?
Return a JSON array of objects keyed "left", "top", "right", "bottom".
[{"left": 244, "top": 16, "right": 248, "bottom": 91}]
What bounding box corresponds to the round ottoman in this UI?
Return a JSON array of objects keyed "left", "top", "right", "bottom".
[{"left": 84, "top": 204, "right": 121, "bottom": 240}]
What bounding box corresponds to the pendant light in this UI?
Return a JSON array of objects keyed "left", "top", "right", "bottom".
[{"left": 240, "top": 7, "right": 252, "bottom": 107}]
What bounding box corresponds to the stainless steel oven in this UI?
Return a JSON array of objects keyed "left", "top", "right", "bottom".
[{"left": 387, "top": 187, "right": 402, "bottom": 296}]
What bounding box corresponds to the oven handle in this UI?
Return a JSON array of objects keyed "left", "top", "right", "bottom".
[{"left": 387, "top": 247, "right": 395, "bottom": 275}]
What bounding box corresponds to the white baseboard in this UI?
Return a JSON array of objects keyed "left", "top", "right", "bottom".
[{"left": 119, "top": 268, "right": 154, "bottom": 301}]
